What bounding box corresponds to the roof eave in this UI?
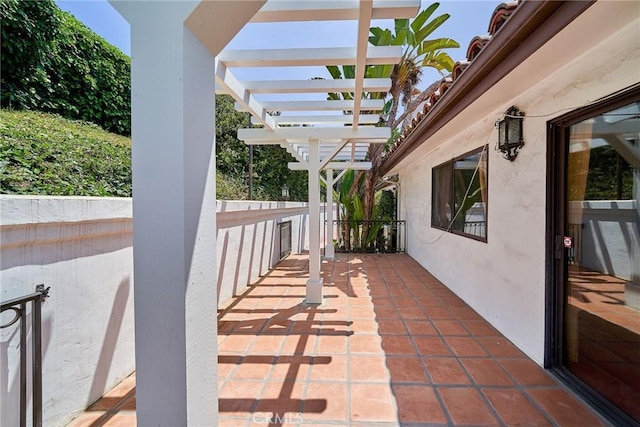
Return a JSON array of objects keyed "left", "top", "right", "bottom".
[{"left": 381, "top": 0, "right": 595, "bottom": 175}]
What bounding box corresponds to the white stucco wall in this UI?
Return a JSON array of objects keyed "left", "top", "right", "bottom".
[
  {"left": 216, "top": 200, "right": 317, "bottom": 305},
  {"left": 394, "top": 2, "right": 639, "bottom": 364},
  {"left": 1, "top": 196, "right": 135, "bottom": 427},
  {"left": 0, "top": 196, "right": 314, "bottom": 426}
]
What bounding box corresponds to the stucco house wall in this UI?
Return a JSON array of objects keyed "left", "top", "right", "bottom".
[{"left": 394, "top": 2, "right": 639, "bottom": 364}]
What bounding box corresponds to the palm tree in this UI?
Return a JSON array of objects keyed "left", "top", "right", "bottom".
[{"left": 327, "top": 2, "right": 459, "bottom": 249}]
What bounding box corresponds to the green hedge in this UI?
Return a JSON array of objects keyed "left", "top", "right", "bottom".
[{"left": 1, "top": 0, "right": 131, "bottom": 135}]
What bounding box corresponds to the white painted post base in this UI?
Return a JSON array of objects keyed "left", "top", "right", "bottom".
[{"left": 306, "top": 279, "right": 324, "bottom": 304}]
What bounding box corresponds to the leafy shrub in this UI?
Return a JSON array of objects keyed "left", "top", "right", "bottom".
[
  {"left": 0, "top": 109, "right": 131, "bottom": 196},
  {"left": 1, "top": 0, "right": 131, "bottom": 135}
]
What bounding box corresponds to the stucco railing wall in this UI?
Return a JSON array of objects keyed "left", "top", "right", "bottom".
[
  {"left": 0, "top": 196, "right": 314, "bottom": 426},
  {"left": 1, "top": 196, "right": 134, "bottom": 427},
  {"left": 216, "top": 200, "right": 315, "bottom": 304}
]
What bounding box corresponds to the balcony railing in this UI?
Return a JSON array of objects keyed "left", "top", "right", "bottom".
[
  {"left": 1, "top": 285, "right": 50, "bottom": 427},
  {"left": 330, "top": 220, "right": 406, "bottom": 253}
]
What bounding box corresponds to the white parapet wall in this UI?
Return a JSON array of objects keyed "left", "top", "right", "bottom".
[
  {"left": 0, "top": 195, "right": 314, "bottom": 427},
  {"left": 216, "top": 200, "right": 314, "bottom": 304},
  {"left": 0, "top": 196, "right": 135, "bottom": 427}
]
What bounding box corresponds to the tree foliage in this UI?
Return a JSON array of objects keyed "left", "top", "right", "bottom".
[
  {"left": 327, "top": 3, "right": 458, "bottom": 247},
  {"left": 1, "top": 0, "right": 131, "bottom": 135},
  {"left": 0, "top": 1, "right": 307, "bottom": 200}
]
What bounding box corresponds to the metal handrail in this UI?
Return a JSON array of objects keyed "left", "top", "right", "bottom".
[{"left": 1, "top": 285, "right": 50, "bottom": 427}]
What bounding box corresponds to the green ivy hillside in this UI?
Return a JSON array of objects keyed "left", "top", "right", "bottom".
[
  {"left": 0, "top": 109, "right": 292, "bottom": 200},
  {"left": 0, "top": 109, "right": 131, "bottom": 196}
]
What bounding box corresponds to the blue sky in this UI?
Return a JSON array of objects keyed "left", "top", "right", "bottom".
[{"left": 56, "top": 0, "right": 498, "bottom": 91}]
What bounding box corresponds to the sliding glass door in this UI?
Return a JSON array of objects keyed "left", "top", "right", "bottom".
[{"left": 549, "top": 89, "right": 640, "bottom": 425}]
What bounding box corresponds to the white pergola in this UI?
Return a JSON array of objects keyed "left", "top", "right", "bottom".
[
  {"left": 108, "top": 1, "right": 419, "bottom": 424},
  {"left": 216, "top": 1, "right": 420, "bottom": 305}
]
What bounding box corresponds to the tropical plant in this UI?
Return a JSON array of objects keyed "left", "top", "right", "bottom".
[{"left": 327, "top": 3, "right": 458, "bottom": 249}]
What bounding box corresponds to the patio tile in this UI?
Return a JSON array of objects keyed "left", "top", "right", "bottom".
[
  {"left": 371, "top": 305, "right": 399, "bottom": 319},
  {"left": 249, "top": 335, "right": 285, "bottom": 354},
  {"left": 380, "top": 335, "right": 416, "bottom": 355},
  {"left": 67, "top": 412, "right": 105, "bottom": 427},
  {"left": 433, "top": 319, "right": 470, "bottom": 336},
  {"left": 349, "top": 383, "right": 397, "bottom": 423},
  {"left": 405, "top": 320, "right": 438, "bottom": 335},
  {"left": 386, "top": 356, "right": 429, "bottom": 383},
  {"left": 477, "top": 336, "right": 527, "bottom": 358},
  {"left": 218, "top": 334, "right": 257, "bottom": 354},
  {"left": 460, "top": 358, "right": 514, "bottom": 386},
  {"left": 498, "top": 359, "right": 557, "bottom": 386},
  {"left": 444, "top": 336, "right": 490, "bottom": 357},
  {"left": 461, "top": 319, "right": 501, "bottom": 336},
  {"left": 424, "top": 358, "right": 471, "bottom": 385},
  {"left": 439, "top": 387, "right": 499, "bottom": 425},
  {"left": 232, "top": 356, "right": 276, "bottom": 380},
  {"left": 398, "top": 306, "right": 429, "bottom": 319},
  {"left": 526, "top": 388, "right": 608, "bottom": 426},
  {"left": 316, "top": 335, "right": 348, "bottom": 354},
  {"left": 280, "top": 334, "right": 316, "bottom": 355},
  {"left": 254, "top": 380, "right": 304, "bottom": 414},
  {"left": 266, "top": 355, "right": 311, "bottom": 382},
  {"left": 377, "top": 319, "right": 407, "bottom": 335},
  {"left": 303, "top": 382, "right": 347, "bottom": 421},
  {"left": 414, "top": 336, "right": 453, "bottom": 356},
  {"left": 483, "top": 389, "right": 552, "bottom": 426},
  {"left": 309, "top": 355, "right": 347, "bottom": 381},
  {"left": 349, "top": 318, "right": 378, "bottom": 333},
  {"left": 393, "top": 385, "right": 447, "bottom": 424},
  {"left": 72, "top": 254, "right": 606, "bottom": 427},
  {"left": 425, "top": 306, "right": 456, "bottom": 319},
  {"left": 349, "top": 355, "right": 389, "bottom": 382},
  {"left": 218, "top": 380, "right": 263, "bottom": 416},
  {"left": 349, "top": 334, "right": 383, "bottom": 354},
  {"left": 450, "top": 306, "right": 484, "bottom": 320},
  {"left": 101, "top": 414, "right": 137, "bottom": 427}
]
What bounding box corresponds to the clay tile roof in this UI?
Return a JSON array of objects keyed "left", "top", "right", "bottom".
[
  {"left": 488, "top": 1, "right": 520, "bottom": 34},
  {"left": 451, "top": 61, "right": 470, "bottom": 80},
  {"left": 466, "top": 35, "right": 492, "bottom": 61},
  {"left": 382, "top": 1, "right": 521, "bottom": 167}
]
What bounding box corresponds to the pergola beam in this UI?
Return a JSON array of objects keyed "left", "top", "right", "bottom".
[
  {"left": 251, "top": 0, "right": 420, "bottom": 22},
  {"left": 240, "top": 78, "right": 391, "bottom": 94},
  {"left": 288, "top": 161, "right": 372, "bottom": 170},
  {"left": 238, "top": 125, "right": 391, "bottom": 142},
  {"left": 320, "top": 139, "right": 351, "bottom": 170},
  {"left": 261, "top": 114, "right": 381, "bottom": 126},
  {"left": 257, "top": 99, "right": 385, "bottom": 112},
  {"left": 352, "top": 0, "right": 374, "bottom": 129},
  {"left": 218, "top": 46, "right": 402, "bottom": 67},
  {"left": 215, "top": 60, "right": 276, "bottom": 129}
]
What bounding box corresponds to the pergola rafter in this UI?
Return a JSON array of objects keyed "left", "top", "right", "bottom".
[{"left": 215, "top": 0, "right": 420, "bottom": 303}]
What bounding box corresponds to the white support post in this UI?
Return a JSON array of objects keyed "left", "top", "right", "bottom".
[
  {"left": 306, "top": 139, "right": 323, "bottom": 304},
  {"left": 325, "top": 168, "right": 335, "bottom": 259},
  {"left": 109, "top": 2, "right": 217, "bottom": 425}
]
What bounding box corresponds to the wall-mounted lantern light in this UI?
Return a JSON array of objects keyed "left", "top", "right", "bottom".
[
  {"left": 281, "top": 184, "right": 289, "bottom": 201},
  {"left": 495, "top": 106, "right": 525, "bottom": 161}
]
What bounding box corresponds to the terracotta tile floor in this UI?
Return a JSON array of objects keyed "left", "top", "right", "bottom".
[{"left": 68, "top": 253, "right": 609, "bottom": 427}]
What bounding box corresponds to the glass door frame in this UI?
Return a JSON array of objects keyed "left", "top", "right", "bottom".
[{"left": 545, "top": 83, "right": 640, "bottom": 427}]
